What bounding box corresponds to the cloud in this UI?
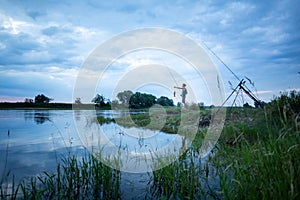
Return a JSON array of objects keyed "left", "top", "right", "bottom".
[
  {"left": 0, "top": 67, "right": 78, "bottom": 102},
  {"left": 0, "top": 0, "right": 299, "bottom": 103}
]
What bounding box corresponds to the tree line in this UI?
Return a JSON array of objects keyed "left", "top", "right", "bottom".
[
  {"left": 25, "top": 94, "right": 53, "bottom": 104},
  {"left": 92, "top": 90, "right": 174, "bottom": 109},
  {"left": 26, "top": 91, "right": 174, "bottom": 109}
]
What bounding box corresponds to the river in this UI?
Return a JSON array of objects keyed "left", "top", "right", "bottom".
[{"left": 0, "top": 109, "right": 188, "bottom": 199}]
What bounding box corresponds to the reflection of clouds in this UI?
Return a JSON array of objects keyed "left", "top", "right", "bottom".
[
  {"left": 0, "top": 144, "right": 85, "bottom": 184},
  {"left": 0, "top": 110, "right": 87, "bottom": 185},
  {"left": 75, "top": 110, "right": 190, "bottom": 173}
]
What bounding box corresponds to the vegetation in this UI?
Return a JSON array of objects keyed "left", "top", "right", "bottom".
[
  {"left": 34, "top": 94, "right": 53, "bottom": 104},
  {"left": 113, "top": 90, "right": 174, "bottom": 109},
  {"left": 129, "top": 92, "right": 157, "bottom": 109},
  {"left": 156, "top": 96, "right": 174, "bottom": 107},
  {"left": 124, "top": 91, "right": 300, "bottom": 199},
  {"left": 209, "top": 91, "right": 300, "bottom": 199},
  {"left": 91, "top": 94, "right": 111, "bottom": 107},
  {"left": 0, "top": 102, "right": 73, "bottom": 110},
  {"left": 0, "top": 154, "right": 120, "bottom": 199}
]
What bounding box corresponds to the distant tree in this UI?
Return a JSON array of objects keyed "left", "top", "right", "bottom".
[
  {"left": 129, "top": 92, "right": 156, "bottom": 109},
  {"left": 106, "top": 99, "right": 111, "bottom": 107},
  {"left": 111, "top": 100, "right": 119, "bottom": 106},
  {"left": 254, "top": 100, "right": 266, "bottom": 108},
  {"left": 188, "top": 103, "right": 200, "bottom": 110},
  {"left": 117, "top": 90, "right": 134, "bottom": 105},
  {"left": 34, "top": 94, "right": 53, "bottom": 103},
  {"left": 198, "top": 102, "right": 205, "bottom": 109},
  {"left": 243, "top": 102, "right": 252, "bottom": 108},
  {"left": 24, "top": 98, "right": 33, "bottom": 103},
  {"left": 74, "top": 97, "right": 82, "bottom": 104},
  {"left": 91, "top": 94, "right": 106, "bottom": 107},
  {"left": 268, "top": 90, "right": 300, "bottom": 116},
  {"left": 157, "top": 96, "right": 174, "bottom": 106}
]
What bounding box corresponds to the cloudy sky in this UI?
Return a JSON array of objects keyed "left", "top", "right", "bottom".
[{"left": 0, "top": 0, "right": 299, "bottom": 105}]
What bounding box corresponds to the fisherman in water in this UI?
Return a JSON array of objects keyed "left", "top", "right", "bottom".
[{"left": 174, "top": 83, "right": 188, "bottom": 107}]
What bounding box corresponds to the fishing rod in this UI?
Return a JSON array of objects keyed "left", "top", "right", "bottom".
[
  {"left": 202, "top": 41, "right": 263, "bottom": 107},
  {"left": 164, "top": 61, "right": 179, "bottom": 97}
]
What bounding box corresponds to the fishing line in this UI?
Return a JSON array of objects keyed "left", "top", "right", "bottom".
[
  {"left": 201, "top": 41, "right": 241, "bottom": 82},
  {"left": 202, "top": 40, "right": 262, "bottom": 106},
  {"left": 163, "top": 61, "right": 179, "bottom": 97}
]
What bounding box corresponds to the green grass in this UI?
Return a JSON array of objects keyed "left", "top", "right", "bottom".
[
  {"left": 213, "top": 104, "right": 300, "bottom": 199},
  {"left": 115, "top": 106, "right": 207, "bottom": 134},
  {"left": 1, "top": 153, "right": 120, "bottom": 199},
  {"left": 96, "top": 115, "right": 115, "bottom": 124}
]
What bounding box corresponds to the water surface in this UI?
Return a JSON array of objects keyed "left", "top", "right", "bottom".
[{"left": 0, "top": 110, "right": 181, "bottom": 194}]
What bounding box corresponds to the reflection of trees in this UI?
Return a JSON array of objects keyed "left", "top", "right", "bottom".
[
  {"left": 34, "top": 111, "right": 51, "bottom": 124},
  {"left": 74, "top": 110, "right": 81, "bottom": 121},
  {"left": 24, "top": 111, "right": 34, "bottom": 122}
]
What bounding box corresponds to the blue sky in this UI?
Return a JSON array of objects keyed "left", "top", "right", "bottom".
[{"left": 0, "top": 0, "right": 299, "bottom": 105}]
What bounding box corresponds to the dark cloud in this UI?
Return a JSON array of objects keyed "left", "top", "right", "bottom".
[{"left": 0, "top": 30, "right": 77, "bottom": 67}]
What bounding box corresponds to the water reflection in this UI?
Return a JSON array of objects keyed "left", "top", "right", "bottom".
[
  {"left": 34, "top": 111, "right": 51, "bottom": 124},
  {"left": 74, "top": 110, "right": 190, "bottom": 173},
  {"left": 23, "top": 110, "right": 52, "bottom": 124}
]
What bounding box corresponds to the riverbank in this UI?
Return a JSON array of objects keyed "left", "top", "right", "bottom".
[
  {"left": 107, "top": 99, "right": 300, "bottom": 198},
  {"left": 0, "top": 102, "right": 111, "bottom": 110}
]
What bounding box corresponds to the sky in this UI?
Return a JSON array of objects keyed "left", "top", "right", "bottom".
[{"left": 0, "top": 0, "right": 299, "bottom": 106}]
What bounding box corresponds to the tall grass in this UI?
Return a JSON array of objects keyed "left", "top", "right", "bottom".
[
  {"left": 213, "top": 92, "right": 300, "bottom": 199},
  {"left": 1, "top": 153, "right": 120, "bottom": 199},
  {"left": 149, "top": 148, "right": 209, "bottom": 199},
  {"left": 147, "top": 92, "right": 300, "bottom": 199}
]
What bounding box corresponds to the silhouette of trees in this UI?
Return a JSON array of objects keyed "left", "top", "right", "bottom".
[
  {"left": 157, "top": 96, "right": 174, "bottom": 106},
  {"left": 24, "top": 98, "right": 34, "bottom": 103},
  {"left": 243, "top": 102, "right": 252, "bottom": 108},
  {"left": 115, "top": 90, "right": 174, "bottom": 109},
  {"left": 129, "top": 92, "right": 156, "bottom": 109},
  {"left": 34, "top": 94, "right": 53, "bottom": 103},
  {"left": 92, "top": 94, "right": 111, "bottom": 107},
  {"left": 117, "top": 90, "right": 133, "bottom": 105},
  {"left": 74, "top": 97, "right": 82, "bottom": 104}
]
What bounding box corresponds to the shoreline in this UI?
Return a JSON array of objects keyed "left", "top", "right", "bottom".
[{"left": 0, "top": 102, "right": 111, "bottom": 110}]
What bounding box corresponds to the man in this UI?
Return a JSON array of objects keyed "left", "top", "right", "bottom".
[{"left": 174, "top": 83, "right": 188, "bottom": 107}]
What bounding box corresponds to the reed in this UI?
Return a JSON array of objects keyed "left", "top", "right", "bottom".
[
  {"left": 1, "top": 153, "right": 120, "bottom": 199},
  {"left": 213, "top": 93, "right": 300, "bottom": 199}
]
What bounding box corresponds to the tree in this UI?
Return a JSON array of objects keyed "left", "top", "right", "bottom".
[
  {"left": 34, "top": 94, "right": 53, "bottom": 103},
  {"left": 157, "top": 96, "right": 174, "bottom": 106},
  {"left": 243, "top": 102, "right": 252, "bottom": 108},
  {"left": 24, "top": 98, "right": 33, "bottom": 103},
  {"left": 91, "top": 94, "right": 106, "bottom": 106},
  {"left": 129, "top": 92, "right": 156, "bottom": 109},
  {"left": 198, "top": 102, "right": 205, "bottom": 109},
  {"left": 117, "top": 90, "right": 134, "bottom": 105},
  {"left": 74, "top": 97, "right": 82, "bottom": 104}
]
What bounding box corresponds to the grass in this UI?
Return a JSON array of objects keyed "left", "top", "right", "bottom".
[
  {"left": 212, "top": 105, "right": 300, "bottom": 199},
  {"left": 1, "top": 153, "right": 121, "bottom": 199},
  {"left": 115, "top": 106, "right": 208, "bottom": 134},
  {"left": 96, "top": 115, "right": 115, "bottom": 124},
  {"left": 149, "top": 146, "right": 220, "bottom": 199}
]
